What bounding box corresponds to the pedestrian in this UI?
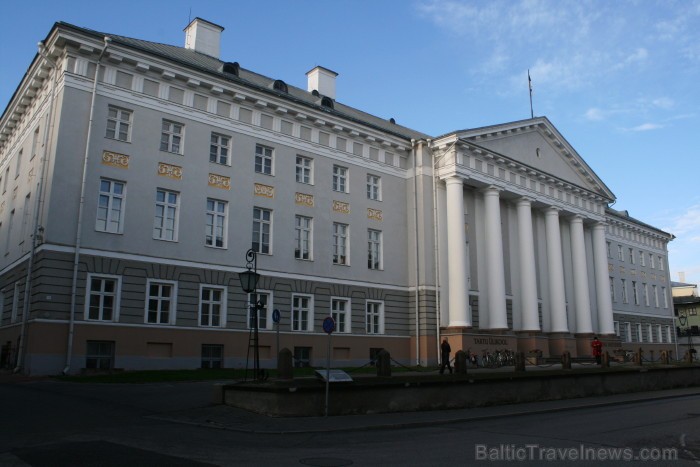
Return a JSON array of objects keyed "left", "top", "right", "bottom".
[
  {"left": 440, "top": 338, "right": 452, "bottom": 374},
  {"left": 591, "top": 336, "right": 603, "bottom": 365}
]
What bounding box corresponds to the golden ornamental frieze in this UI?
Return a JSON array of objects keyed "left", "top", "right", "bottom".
[
  {"left": 333, "top": 200, "right": 350, "bottom": 214},
  {"left": 102, "top": 150, "right": 130, "bottom": 169},
  {"left": 209, "top": 173, "right": 231, "bottom": 190},
  {"left": 254, "top": 183, "right": 274, "bottom": 198},
  {"left": 367, "top": 208, "right": 383, "bottom": 221},
  {"left": 158, "top": 162, "right": 183, "bottom": 180},
  {"left": 295, "top": 192, "right": 314, "bottom": 207}
]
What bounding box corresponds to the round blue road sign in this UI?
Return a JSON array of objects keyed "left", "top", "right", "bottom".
[
  {"left": 272, "top": 308, "right": 281, "bottom": 324},
  {"left": 322, "top": 316, "right": 335, "bottom": 334}
]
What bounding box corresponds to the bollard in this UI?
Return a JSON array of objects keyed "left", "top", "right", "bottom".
[
  {"left": 601, "top": 351, "right": 610, "bottom": 368},
  {"left": 660, "top": 350, "right": 669, "bottom": 365},
  {"left": 454, "top": 350, "right": 468, "bottom": 374},
  {"left": 376, "top": 349, "right": 391, "bottom": 377},
  {"left": 562, "top": 351, "right": 572, "bottom": 370},
  {"left": 515, "top": 352, "right": 526, "bottom": 372},
  {"left": 277, "top": 348, "right": 294, "bottom": 380}
]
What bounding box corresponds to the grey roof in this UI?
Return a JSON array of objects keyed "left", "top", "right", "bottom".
[
  {"left": 605, "top": 207, "right": 675, "bottom": 239},
  {"left": 57, "top": 22, "right": 429, "bottom": 143},
  {"left": 671, "top": 281, "right": 697, "bottom": 288}
]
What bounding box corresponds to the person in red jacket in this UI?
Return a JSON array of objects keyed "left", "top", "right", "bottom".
[{"left": 591, "top": 336, "right": 603, "bottom": 365}]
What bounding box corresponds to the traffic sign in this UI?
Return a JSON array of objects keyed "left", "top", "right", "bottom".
[
  {"left": 272, "top": 308, "right": 281, "bottom": 323},
  {"left": 322, "top": 316, "right": 335, "bottom": 334}
]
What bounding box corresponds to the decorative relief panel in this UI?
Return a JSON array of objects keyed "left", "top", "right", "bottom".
[
  {"left": 333, "top": 200, "right": 350, "bottom": 214},
  {"left": 295, "top": 192, "right": 314, "bottom": 207},
  {"left": 367, "top": 208, "right": 383, "bottom": 221},
  {"left": 209, "top": 173, "right": 231, "bottom": 190},
  {"left": 254, "top": 183, "right": 274, "bottom": 198},
  {"left": 158, "top": 162, "right": 182, "bottom": 180},
  {"left": 608, "top": 264, "right": 613, "bottom": 272},
  {"left": 102, "top": 150, "right": 130, "bottom": 169}
]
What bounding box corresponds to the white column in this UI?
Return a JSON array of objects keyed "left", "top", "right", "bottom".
[
  {"left": 516, "top": 198, "right": 540, "bottom": 331},
  {"left": 592, "top": 223, "right": 615, "bottom": 335},
  {"left": 483, "top": 186, "right": 507, "bottom": 329},
  {"left": 570, "top": 215, "right": 593, "bottom": 334},
  {"left": 544, "top": 207, "right": 568, "bottom": 333},
  {"left": 445, "top": 177, "right": 470, "bottom": 327}
]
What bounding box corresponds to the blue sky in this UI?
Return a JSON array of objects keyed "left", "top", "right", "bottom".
[{"left": 2, "top": 0, "right": 699, "bottom": 286}]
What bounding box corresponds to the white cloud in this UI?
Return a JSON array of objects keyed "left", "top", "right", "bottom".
[
  {"left": 585, "top": 108, "right": 605, "bottom": 121},
  {"left": 652, "top": 97, "right": 675, "bottom": 109},
  {"left": 628, "top": 123, "right": 664, "bottom": 131},
  {"left": 663, "top": 204, "right": 700, "bottom": 237}
]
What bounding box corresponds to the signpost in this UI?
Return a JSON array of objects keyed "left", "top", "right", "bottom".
[
  {"left": 272, "top": 308, "right": 281, "bottom": 366},
  {"left": 322, "top": 316, "right": 335, "bottom": 417}
]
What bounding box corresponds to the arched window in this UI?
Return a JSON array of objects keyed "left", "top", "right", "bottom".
[
  {"left": 222, "top": 62, "right": 239, "bottom": 76},
  {"left": 321, "top": 96, "right": 334, "bottom": 109},
  {"left": 272, "top": 80, "right": 288, "bottom": 93}
]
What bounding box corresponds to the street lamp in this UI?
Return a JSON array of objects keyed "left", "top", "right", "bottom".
[
  {"left": 239, "top": 249, "right": 264, "bottom": 380},
  {"left": 678, "top": 308, "right": 695, "bottom": 362}
]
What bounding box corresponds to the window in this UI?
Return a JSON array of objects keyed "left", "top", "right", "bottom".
[
  {"left": 352, "top": 142, "right": 363, "bottom": 156},
  {"left": 662, "top": 287, "right": 668, "bottom": 308},
  {"left": 331, "top": 298, "right": 350, "bottom": 333},
  {"left": 96, "top": 179, "right": 125, "bottom": 233},
  {"left": 629, "top": 248, "right": 634, "bottom": 264},
  {"left": 31, "top": 127, "right": 40, "bottom": 159},
  {"left": 15, "top": 150, "right": 22, "bottom": 178},
  {"left": 160, "top": 120, "right": 183, "bottom": 154},
  {"left": 85, "top": 341, "right": 114, "bottom": 370},
  {"left": 639, "top": 251, "right": 645, "bottom": 266},
  {"left": 201, "top": 344, "right": 223, "bottom": 369},
  {"left": 666, "top": 325, "right": 672, "bottom": 343},
  {"left": 248, "top": 292, "right": 270, "bottom": 330},
  {"left": 86, "top": 274, "right": 120, "bottom": 321},
  {"left": 621, "top": 279, "right": 628, "bottom": 303},
  {"left": 613, "top": 321, "right": 620, "bottom": 337},
  {"left": 294, "top": 346, "right": 311, "bottom": 367},
  {"left": 647, "top": 324, "right": 653, "bottom": 343},
  {"left": 617, "top": 245, "right": 623, "bottom": 261},
  {"left": 367, "top": 174, "right": 381, "bottom": 201},
  {"left": 632, "top": 281, "right": 638, "bottom": 305},
  {"left": 210, "top": 133, "right": 230, "bottom": 165},
  {"left": 239, "top": 107, "right": 253, "bottom": 124},
  {"left": 143, "top": 79, "right": 159, "bottom": 97},
  {"left": 609, "top": 277, "right": 615, "bottom": 302},
  {"left": 145, "top": 280, "right": 176, "bottom": 325},
  {"left": 653, "top": 285, "right": 659, "bottom": 307},
  {"left": 650, "top": 254, "right": 655, "bottom": 269},
  {"left": 300, "top": 126, "right": 311, "bottom": 141},
  {"left": 193, "top": 93, "right": 208, "bottom": 111},
  {"left": 624, "top": 322, "right": 632, "bottom": 342},
  {"left": 292, "top": 294, "right": 313, "bottom": 331},
  {"left": 295, "top": 156, "right": 313, "bottom": 184},
  {"left": 606, "top": 241, "right": 611, "bottom": 258},
  {"left": 657, "top": 324, "right": 664, "bottom": 343},
  {"left": 366, "top": 301, "right": 384, "bottom": 334},
  {"left": 636, "top": 323, "right": 642, "bottom": 342},
  {"left": 658, "top": 256, "right": 664, "bottom": 271},
  {"left": 252, "top": 207, "right": 272, "bottom": 254},
  {"left": 199, "top": 285, "right": 226, "bottom": 327},
  {"left": 116, "top": 70, "right": 133, "bottom": 89},
  {"left": 336, "top": 137, "right": 347, "bottom": 151},
  {"left": 106, "top": 107, "right": 132, "bottom": 142},
  {"left": 332, "top": 165, "right": 348, "bottom": 193},
  {"left": 368, "top": 229, "right": 382, "bottom": 270},
  {"left": 281, "top": 120, "right": 293, "bottom": 136},
  {"left": 333, "top": 223, "right": 348, "bottom": 265},
  {"left": 260, "top": 113, "right": 273, "bottom": 130},
  {"left": 643, "top": 283, "right": 649, "bottom": 306},
  {"left": 255, "top": 144, "right": 273, "bottom": 175},
  {"left": 206, "top": 199, "right": 227, "bottom": 248},
  {"left": 153, "top": 189, "right": 179, "bottom": 241},
  {"left": 167, "top": 86, "right": 184, "bottom": 104},
  {"left": 217, "top": 101, "right": 231, "bottom": 118},
  {"left": 319, "top": 131, "right": 330, "bottom": 146},
  {"left": 295, "top": 215, "right": 312, "bottom": 260}
]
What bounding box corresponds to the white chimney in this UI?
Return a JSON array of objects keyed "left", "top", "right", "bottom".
[
  {"left": 306, "top": 66, "right": 338, "bottom": 100},
  {"left": 184, "top": 18, "right": 224, "bottom": 59},
  {"left": 679, "top": 271, "right": 686, "bottom": 283}
]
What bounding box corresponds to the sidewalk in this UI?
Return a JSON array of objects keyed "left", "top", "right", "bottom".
[{"left": 151, "top": 386, "right": 700, "bottom": 434}]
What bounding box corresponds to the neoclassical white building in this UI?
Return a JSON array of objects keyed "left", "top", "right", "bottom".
[{"left": 0, "top": 19, "right": 676, "bottom": 374}]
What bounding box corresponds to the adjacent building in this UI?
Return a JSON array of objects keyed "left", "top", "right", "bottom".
[{"left": 0, "top": 19, "right": 676, "bottom": 374}]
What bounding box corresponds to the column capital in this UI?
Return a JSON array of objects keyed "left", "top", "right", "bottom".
[
  {"left": 480, "top": 184, "right": 503, "bottom": 195},
  {"left": 444, "top": 176, "right": 464, "bottom": 187},
  {"left": 543, "top": 205, "right": 561, "bottom": 216},
  {"left": 592, "top": 221, "right": 608, "bottom": 231},
  {"left": 516, "top": 196, "right": 535, "bottom": 207}
]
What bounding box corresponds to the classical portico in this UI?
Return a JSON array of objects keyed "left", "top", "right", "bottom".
[{"left": 433, "top": 118, "right": 618, "bottom": 357}]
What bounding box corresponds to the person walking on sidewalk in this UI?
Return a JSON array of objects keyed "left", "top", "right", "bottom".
[
  {"left": 591, "top": 336, "right": 603, "bottom": 365},
  {"left": 440, "top": 338, "right": 452, "bottom": 374}
]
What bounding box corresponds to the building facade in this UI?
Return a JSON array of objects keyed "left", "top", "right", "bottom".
[{"left": 0, "top": 19, "right": 676, "bottom": 375}]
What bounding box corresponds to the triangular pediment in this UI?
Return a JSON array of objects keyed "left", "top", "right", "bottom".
[{"left": 454, "top": 117, "right": 615, "bottom": 201}]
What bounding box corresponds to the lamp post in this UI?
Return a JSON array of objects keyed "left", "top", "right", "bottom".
[
  {"left": 678, "top": 308, "right": 695, "bottom": 362},
  {"left": 239, "top": 249, "right": 263, "bottom": 380}
]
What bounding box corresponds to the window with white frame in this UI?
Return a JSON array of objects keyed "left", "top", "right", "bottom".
[
  {"left": 629, "top": 248, "right": 635, "bottom": 264},
  {"left": 647, "top": 323, "right": 653, "bottom": 342},
  {"left": 252, "top": 207, "right": 272, "bottom": 254},
  {"left": 331, "top": 298, "right": 350, "bottom": 333},
  {"left": 621, "top": 279, "right": 628, "bottom": 303},
  {"left": 609, "top": 277, "right": 615, "bottom": 302},
  {"left": 613, "top": 321, "right": 620, "bottom": 337},
  {"left": 632, "top": 281, "right": 639, "bottom": 305},
  {"left": 653, "top": 285, "right": 659, "bottom": 307},
  {"left": 332, "top": 165, "right": 348, "bottom": 193},
  {"left": 658, "top": 256, "right": 664, "bottom": 271},
  {"left": 86, "top": 274, "right": 121, "bottom": 321},
  {"left": 106, "top": 106, "right": 132, "bottom": 142},
  {"left": 368, "top": 229, "right": 382, "bottom": 270},
  {"left": 657, "top": 324, "right": 664, "bottom": 343},
  {"left": 636, "top": 323, "right": 643, "bottom": 342},
  {"left": 160, "top": 120, "right": 183, "bottom": 154},
  {"left": 292, "top": 294, "right": 313, "bottom": 331},
  {"left": 366, "top": 301, "right": 384, "bottom": 334},
  {"left": 333, "top": 223, "right": 348, "bottom": 265},
  {"left": 624, "top": 322, "right": 632, "bottom": 342},
  {"left": 366, "top": 174, "right": 381, "bottom": 201},
  {"left": 96, "top": 179, "right": 125, "bottom": 233},
  {"left": 606, "top": 241, "right": 611, "bottom": 258},
  {"left": 255, "top": 144, "right": 273, "bottom": 175},
  {"left": 650, "top": 254, "right": 655, "bottom": 269},
  {"left": 295, "top": 155, "right": 313, "bottom": 184},
  {"left": 617, "top": 245, "right": 624, "bottom": 261},
  {"left": 662, "top": 287, "right": 668, "bottom": 308},
  {"left": 248, "top": 292, "right": 270, "bottom": 330},
  {"left": 145, "top": 280, "right": 176, "bottom": 325},
  {"left": 294, "top": 215, "right": 312, "bottom": 260},
  {"left": 199, "top": 285, "right": 226, "bottom": 327},
  {"left": 201, "top": 344, "right": 223, "bottom": 369},
  {"left": 31, "top": 127, "right": 40, "bottom": 159},
  {"left": 86, "top": 341, "right": 114, "bottom": 370},
  {"left": 205, "top": 199, "right": 227, "bottom": 248},
  {"left": 10, "top": 283, "right": 19, "bottom": 323},
  {"left": 153, "top": 189, "right": 179, "bottom": 241},
  {"left": 643, "top": 283, "right": 649, "bottom": 306},
  {"left": 666, "top": 325, "right": 672, "bottom": 343},
  {"left": 210, "top": 133, "right": 230, "bottom": 165},
  {"left": 639, "top": 251, "right": 645, "bottom": 266}
]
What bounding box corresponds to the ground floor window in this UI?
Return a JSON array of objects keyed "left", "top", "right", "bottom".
[
  {"left": 85, "top": 340, "right": 114, "bottom": 370},
  {"left": 370, "top": 347, "right": 384, "bottom": 364},
  {"left": 201, "top": 344, "right": 223, "bottom": 369},
  {"left": 294, "top": 346, "right": 311, "bottom": 367}
]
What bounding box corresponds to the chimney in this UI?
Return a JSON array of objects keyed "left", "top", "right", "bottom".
[
  {"left": 679, "top": 272, "right": 686, "bottom": 283},
  {"left": 184, "top": 18, "right": 224, "bottom": 59},
  {"left": 306, "top": 66, "right": 338, "bottom": 100}
]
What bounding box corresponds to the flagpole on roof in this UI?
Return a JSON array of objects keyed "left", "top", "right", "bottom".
[{"left": 528, "top": 69, "right": 534, "bottom": 119}]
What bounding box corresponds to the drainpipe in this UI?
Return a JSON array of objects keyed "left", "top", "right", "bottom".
[
  {"left": 411, "top": 139, "right": 421, "bottom": 366},
  {"left": 63, "top": 36, "right": 111, "bottom": 375},
  {"left": 13, "top": 43, "right": 59, "bottom": 373}
]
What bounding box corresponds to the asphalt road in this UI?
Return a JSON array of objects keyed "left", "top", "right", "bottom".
[{"left": 0, "top": 379, "right": 698, "bottom": 466}]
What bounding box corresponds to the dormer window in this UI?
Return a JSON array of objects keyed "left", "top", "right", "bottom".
[
  {"left": 321, "top": 96, "right": 334, "bottom": 109},
  {"left": 222, "top": 62, "right": 239, "bottom": 76},
  {"left": 272, "top": 80, "right": 288, "bottom": 93}
]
